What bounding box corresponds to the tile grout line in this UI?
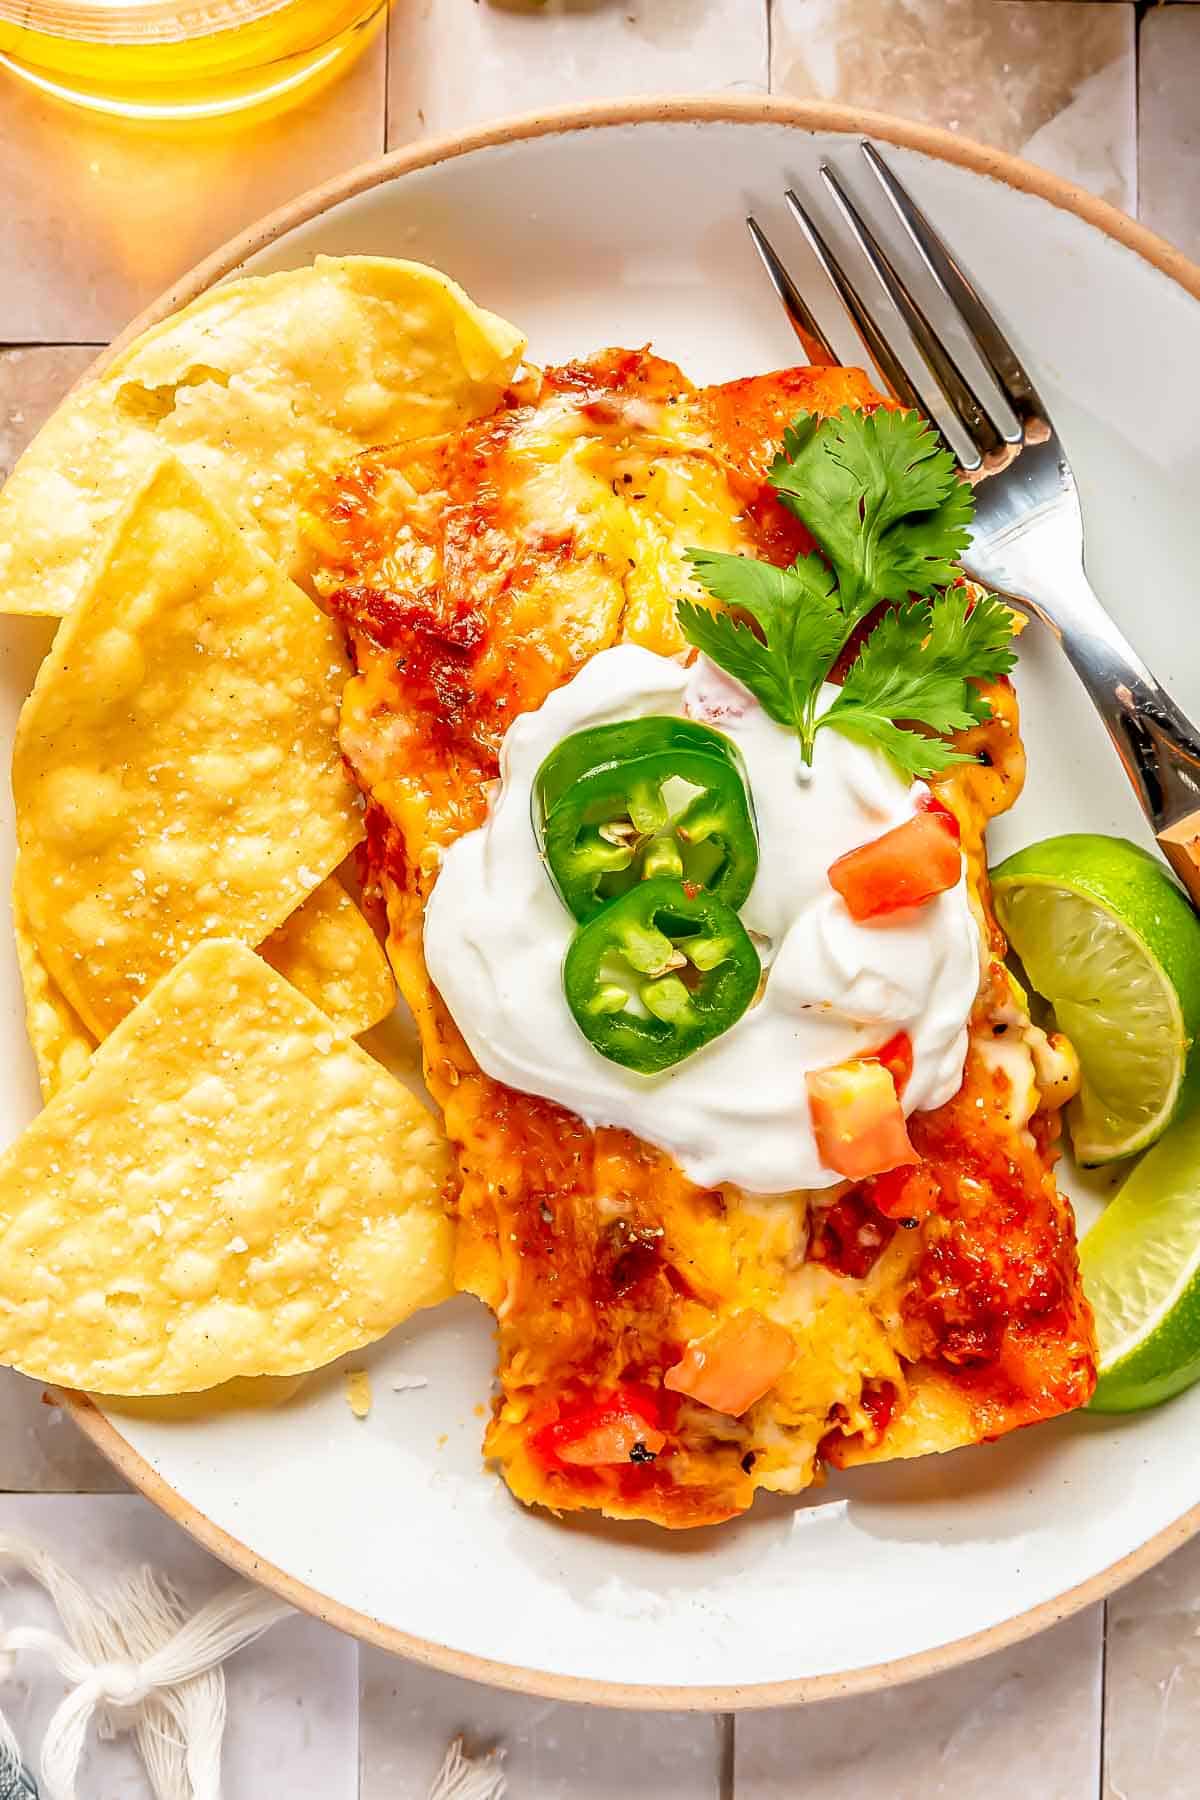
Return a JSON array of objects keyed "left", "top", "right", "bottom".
[
  {"left": 1133, "top": 0, "right": 1141, "bottom": 223},
  {"left": 720, "top": 1711, "right": 735, "bottom": 1800},
  {"left": 765, "top": 0, "right": 773, "bottom": 90},
  {"left": 352, "top": 1638, "right": 363, "bottom": 1800},
  {"left": 1098, "top": 1598, "right": 1109, "bottom": 1799},
  {"left": 382, "top": 0, "right": 390, "bottom": 156},
  {"left": 1, "top": 342, "right": 107, "bottom": 352},
  {"left": 0, "top": 1487, "right": 128, "bottom": 1496}
]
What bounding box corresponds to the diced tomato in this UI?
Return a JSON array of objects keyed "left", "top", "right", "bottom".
[
  {"left": 871, "top": 1029, "right": 913, "bottom": 1097},
  {"left": 916, "top": 788, "right": 961, "bottom": 840},
  {"left": 558, "top": 1415, "right": 667, "bottom": 1466},
  {"left": 807, "top": 1188, "right": 897, "bottom": 1278},
  {"left": 860, "top": 1377, "right": 899, "bottom": 1438},
  {"left": 807, "top": 1058, "right": 917, "bottom": 1180},
  {"left": 533, "top": 1386, "right": 666, "bottom": 1468},
  {"left": 869, "top": 1161, "right": 942, "bottom": 1222},
  {"left": 827, "top": 811, "right": 962, "bottom": 921},
  {"left": 663, "top": 1311, "right": 795, "bottom": 1417}
]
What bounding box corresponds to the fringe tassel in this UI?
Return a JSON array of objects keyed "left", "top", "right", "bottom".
[
  {"left": 0, "top": 1532, "right": 289, "bottom": 1800},
  {"left": 0, "top": 1533, "right": 510, "bottom": 1800},
  {"left": 427, "top": 1737, "right": 507, "bottom": 1800}
]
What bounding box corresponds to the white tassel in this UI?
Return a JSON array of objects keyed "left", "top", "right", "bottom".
[
  {"left": 427, "top": 1737, "right": 507, "bottom": 1800},
  {"left": 0, "top": 1710, "right": 24, "bottom": 1786},
  {"left": 0, "top": 1539, "right": 213, "bottom": 1796},
  {"left": 0, "top": 1532, "right": 290, "bottom": 1800},
  {"left": 0, "top": 1530, "right": 501, "bottom": 1800},
  {"left": 104, "top": 1566, "right": 225, "bottom": 1800}
]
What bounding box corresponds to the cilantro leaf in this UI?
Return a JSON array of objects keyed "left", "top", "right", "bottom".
[
  {"left": 818, "top": 589, "right": 1017, "bottom": 778},
  {"left": 684, "top": 546, "right": 833, "bottom": 624},
  {"left": 680, "top": 550, "right": 845, "bottom": 741},
  {"left": 921, "top": 585, "right": 1018, "bottom": 713},
  {"left": 677, "top": 407, "right": 1014, "bottom": 780},
  {"left": 771, "top": 408, "right": 972, "bottom": 615},
  {"left": 820, "top": 711, "right": 972, "bottom": 779},
  {"left": 676, "top": 601, "right": 795, "bottom": 726}
]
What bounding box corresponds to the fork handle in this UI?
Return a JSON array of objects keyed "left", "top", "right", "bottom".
[{"left": 1014, "top": 570, "right": 1200, "bottom": 908}]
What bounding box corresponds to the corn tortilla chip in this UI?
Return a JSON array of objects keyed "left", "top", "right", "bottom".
[
  {"left": 102, "top": 1373, "right": 308, "bottom": 1422},
  {"left": 15, "top": 870, "right": 394, "bottom": 1100},
  {"left": 11, "top": 878, "right": 95, "bottom": 1102},
  {"left": 0, "top": 939, "right": 455, "bottom": 1395},
  {"left": 14, "top": 456, "right": 364, "bottom": 1040},
  {"left": 0, "top": 256, "right": 525, "bottom": 618},
  {"left": 260, "top": 874, "right": 395, "bottom": 1036}
]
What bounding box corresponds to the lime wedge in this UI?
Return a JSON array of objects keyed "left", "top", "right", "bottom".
[
  {"left": 991, "top": 835, "right": 1200, "bottom": 1164},
  {"left": 1081, "top": 1102, "right": 1200, "bottom": 1410}
]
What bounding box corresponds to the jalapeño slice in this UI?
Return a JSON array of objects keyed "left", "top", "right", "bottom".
[
  {"left": 535, "top": 717, "right": 758, "bottom": 922},
  {"left": 563, "top": 877, "right": 761, "bottom": 1074}
]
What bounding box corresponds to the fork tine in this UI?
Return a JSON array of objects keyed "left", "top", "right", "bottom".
[
  {"left": 818, "top": 162, "right": 1020, "bottom": 461},
  {"left": 745, "top": 215, "right": 839, "bottom": 367},
  {"left": 861, "top": 141, "right": 1042, "bottom": 421},
  {"left": 780, "top": 190, "right": 928, "bottom": 422}
]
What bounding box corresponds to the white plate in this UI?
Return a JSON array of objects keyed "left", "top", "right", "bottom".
[{"left": 7, "top": 98, "right": 1200, "bottom": 1707}]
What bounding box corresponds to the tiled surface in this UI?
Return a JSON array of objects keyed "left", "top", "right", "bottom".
[
  {"left": 0, "top": 345, "right": 99, "bottom": 482},
  {"left": 736, "top": 1610, "right": 1103, "bottom": 1799},
  {"left": 771, "top": 0, "right": 1137, "bottom": 213},
  {"left": 359, "top": 1648, "right": 724, "bottom": 1799},
  {"left": 385, "top": 0, "right": 768, "bottom": 146},
  {"left": 0, "top": 1369, "right": 127, "bottom": 1494},
  {"left": 0, "top": 29, "right": 386, "bottom": 342},
  {"left": 1139, "top": 5, "right": 1200, "bottom": 262},
  {"left": 1104, "top": 1534, "right": 1200, "bottom": 1800},
  {"left": 3, "top": 3, "right": 1200, "bottom": 1796}
]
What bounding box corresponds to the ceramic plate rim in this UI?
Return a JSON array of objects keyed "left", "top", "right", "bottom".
[{"left": 50, "top": 92, "right": 1200, "bottom": 1709}]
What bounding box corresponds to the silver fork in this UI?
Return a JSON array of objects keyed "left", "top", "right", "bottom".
[{"left": 748, "top": 141, "right": 1200, "bottom": 910}]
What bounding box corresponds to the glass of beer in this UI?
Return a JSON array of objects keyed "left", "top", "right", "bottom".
[{"left": 0, "top": 0, "right": 387, "bottom": 119}]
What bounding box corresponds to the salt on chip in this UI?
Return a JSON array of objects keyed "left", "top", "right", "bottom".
[
  {"left": 13, "top": 456, "right": 364, "bottom": 1040},
  {"left": 0, "top": 939, "right": 455, "bottom": 1395},
  {"left": 0, "top": 256, "right": 526, "bottom": 619},
  {"left": 260, "top": 874, "right": 395, "bottom": 1036},
  {"left": 15, "top": 870, "right": 393, "bottom": 1100}
]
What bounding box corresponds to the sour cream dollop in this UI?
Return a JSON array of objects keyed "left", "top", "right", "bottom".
[{"left": 424, "top": 646, "right": 980, "bottom": 1194}]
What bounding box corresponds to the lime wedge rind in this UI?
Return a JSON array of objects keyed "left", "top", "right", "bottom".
[
  {"left": 1081, "top": 1102, "right": 1200, "bottom": 1412},
  {"left": 992, "top": 834, "right": 1200, "bottom": 1410},
  {"left": 991, "top": 835, "right": 1200, "bottom": 1167},
  {"left": 999, "top": 875, "right": 1186, "bottom": 1163}
]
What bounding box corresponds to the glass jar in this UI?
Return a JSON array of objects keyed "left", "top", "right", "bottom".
[{"left": 0, "top": 0, "right": 386, "bottom": 120}]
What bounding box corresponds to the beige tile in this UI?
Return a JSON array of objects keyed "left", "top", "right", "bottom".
[
  {"left": 772, "top": 0, "right": 1136, "bottom": 213},
  {"left": 0, "top": 1368, "right": 127, "bottom": 1491},
  {"left": 1139, "top": 6, "right": 1200, "bottom": 261},
  {"left": 0, "top": 344, "right": 100, "bottom": 482},
  {"left": 386, "top": 0, "right": 769, "bottom": 145},
  {"left": 0, "top": 34, "right": 385, "bottom": 344},
  {"left": 358, "top": 1644, "right": 724, "bottom": 1799},
  {"left": 1104, "top": 1533, "right": 1200, "bottom": 1800},
  {"left": 737, "top": 1608, "right": 1103, "bottom": 1799}
]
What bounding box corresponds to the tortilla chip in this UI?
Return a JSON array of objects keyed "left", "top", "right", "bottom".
[
  {"left": 260, "top": 875, "right": 395, "bottom": 1036},
  {"left": 0, "top": 939, "right": 454, "bottom": 1395},
  {"left": 13, "top": 456, "right": 364, "bottom": 1040},
  {"left": 102, "top": 1373, "right": 308, "bottom": 1422},
  {"left": 0, "top": 256, "right": 525, "bottom": 619},
  {"left": 345, "top": 1368, "right": 372, "bottom": 1419},
  {"left": 11, "top": 877, "right": 95, "bottom": 1102},
  {"left": 16, "top": 868, "right": 393, "bottom": 1100}
]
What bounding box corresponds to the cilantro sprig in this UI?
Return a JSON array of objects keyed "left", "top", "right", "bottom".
[{"left": 678, "top": 407, "right": 1015, "bottom": 780}]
